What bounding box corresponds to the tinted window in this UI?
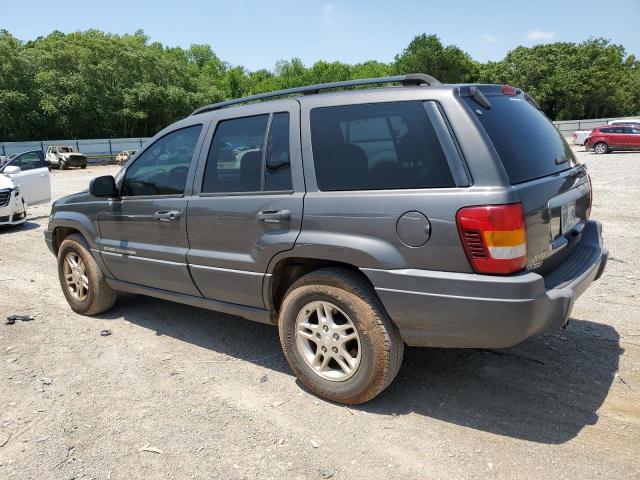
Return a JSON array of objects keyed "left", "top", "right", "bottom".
[
  {"left": 265, "top": 113, "right": 292, "bottom": 191},
  {"left": 202, "top": 113, "right": 292, "bottom": 193},
  {"left": 599, "top": 128, "right": 612, "bottom": 133},
  {"left": 463, "top": 95, "right": 576, "bottom": 184},
  {"left": 11, "top": 151, "right": 43, "bottom": 171},
  {"left": 122, "top": 124, "right": 202, "bottom": 196},
  {"left": 202, "top": 115, "right": 269, "bottom": 193},
  {"left": 310, "top": 102, "right": 455, "bottom": 191}
]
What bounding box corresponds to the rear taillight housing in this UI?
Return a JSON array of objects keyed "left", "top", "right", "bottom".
[{"left": 456, "top": 203, "right": 527, "bottom": 275}]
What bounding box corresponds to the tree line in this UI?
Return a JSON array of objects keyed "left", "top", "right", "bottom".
[{"left": 0, "top": 30, "right": 638, "bottom": 141}]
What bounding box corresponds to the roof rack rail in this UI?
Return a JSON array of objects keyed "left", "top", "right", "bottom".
[{"left": 190, "top": 73, "right": 441, "bottom": 116}]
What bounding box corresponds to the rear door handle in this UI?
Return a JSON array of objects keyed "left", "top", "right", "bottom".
[
  {"left": 257, "top": 209, "right": 291, "bottom": 223},
  {"left": 155, "top": 210, "right": 182, "bottom": 222}
]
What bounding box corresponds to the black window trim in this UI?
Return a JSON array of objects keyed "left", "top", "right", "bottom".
[
  {"left": 199, "top": 111, "right": 294, "bottom": 197},
  {"left": 121, "top": 123, "right": 203, "bottom": 200}
]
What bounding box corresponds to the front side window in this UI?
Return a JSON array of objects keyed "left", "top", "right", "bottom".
[
  {"left": 202, "top": 112, "right": 292, "bottom": 193},
  {"left": 310, "top": 101, "right": 455, "bottom": 191},
  {"left": 122, "top": 124, "right": 202, "bottom": 196},
  {"left": 11, "top": 151, "right": 43, "bottom": 171}
]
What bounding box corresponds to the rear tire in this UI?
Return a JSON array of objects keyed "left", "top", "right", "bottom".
[
  {"left": 57, "top": 234, "right": 116, "bottom": 315},
  {"left": 278, "top": 268, "right": 404, "bottom": 404},
  {"left": 593, "top": 142, "right": 608, "bottom": 154},
  {"left": 81, "top": 164, "right": 87, "bottom": 169}
]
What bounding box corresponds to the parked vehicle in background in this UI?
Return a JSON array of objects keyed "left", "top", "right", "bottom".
[
  {"left": 586, "top": 125, "right": 640, "bottom": 154},
  {"left": 45, "top": 145, "right": 87, "bottom": 169},
  {"left": 45, "top": 75, "right": 607, "bottom": 404},
  {"left": 0, "top": 154, "right": 10, "bottom": 167},
  {"left": 608, "top": 119, "right": 640, "bottom": 127},
  {"left": 572, "top": 129, "right": 592, "bottom": 146},
  {"left": 0, "top": 150, "right": 51, "bottom": 226},
  {"left": 115, "top": 150, "right": 137, "bottom": 165}
]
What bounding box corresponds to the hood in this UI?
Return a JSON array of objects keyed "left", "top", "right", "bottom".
[
  {"left": 0, "top": 173, "right": 15, "bottom": 189},
  {"left": 60, "top": 152, "right": 86, "bottom": 158}
]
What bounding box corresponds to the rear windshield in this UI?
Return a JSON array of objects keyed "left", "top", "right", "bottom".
[{"left": 463, "top": 95, "right": 577, "bottom": 184}]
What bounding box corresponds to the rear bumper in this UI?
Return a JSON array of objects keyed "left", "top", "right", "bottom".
[{"left": 362, "top": 220, "right": 607, "bottom": 348}]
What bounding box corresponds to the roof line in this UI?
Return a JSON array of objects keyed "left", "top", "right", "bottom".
[{"left": 190, "top": 73, "right": 441, "bottom": 116}]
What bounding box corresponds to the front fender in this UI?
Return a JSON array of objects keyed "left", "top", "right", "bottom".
[{"left": 47, "top": 211, "right": 100, "bottom": 251}]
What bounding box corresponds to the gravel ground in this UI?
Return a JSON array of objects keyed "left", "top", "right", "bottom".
[{"left": 1, "top": 148, "right": 639, "bottom": 480}]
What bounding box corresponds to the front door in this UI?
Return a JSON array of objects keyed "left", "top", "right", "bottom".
[
  {"left": 3, "top": 151, "right": 51, "bottom": 205},
  {"left": 187, "top": 101, "right": 304, "bottom": 308},
  {"left": 98, "top": 123, "right": 206, "bottom": 296}
]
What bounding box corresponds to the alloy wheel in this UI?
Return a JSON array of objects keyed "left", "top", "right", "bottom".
[
  {"left": 63, "top": 252, "right": 89, "bottom": 301},
  {"left": 295, "top": 300, "right": 361, "bottom": 381}
]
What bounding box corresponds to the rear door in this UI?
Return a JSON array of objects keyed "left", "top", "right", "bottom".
[
  {"left": 462, "top": 89, "right": 591, "bottom": 272},
  {"left": 186, "top": 100, "right": 303, "bottom": 308},
  {"left": 3, "top": 150, "right": 51, "bottom": 205},
  {"left": 98, "top": 123, "right": 206, "bottom": 295}
]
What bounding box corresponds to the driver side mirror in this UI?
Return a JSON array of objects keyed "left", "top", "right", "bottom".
[
  {"left": 90, "top": 175, "right": 119, "bottom": 198},
  {"left": 3, "top": 165, "right": 21, "bottom": 175}
]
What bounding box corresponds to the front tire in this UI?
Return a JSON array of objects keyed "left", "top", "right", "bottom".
[
  {"left": 593, "top": 142, "right": 608, "bottom": 154},
  {"left": 57, "top": 234, "right": 116, "bottom": 315},
  {"left": 81, "top": 163, "right": 87, "bottom": 169},
  {"left": 278, "top": 268, "right": 404, "bottom": 404}
]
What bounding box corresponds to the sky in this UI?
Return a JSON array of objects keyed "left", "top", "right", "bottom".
[{"left": 2, "top": 0, "right": 639, "bottom": 70}]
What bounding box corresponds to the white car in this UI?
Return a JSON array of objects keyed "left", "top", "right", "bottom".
[
  {"left": 45, "top": 145, "right": 87, "bottom": 170},
  {"left": 608, "top": 119, "right": 640, "bottom": 126},
  {"left": 0, "top": 150, "right": 51, "bottom": 226},
  {"left": 572, "top": 130, "right": 593, "bottom": 146}
]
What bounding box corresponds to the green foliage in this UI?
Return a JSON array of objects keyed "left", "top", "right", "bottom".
[
  {"left": 0, "top": 30, "right": 637, "bottom": 141},
  {"left": 393, "top": 34, "right": 479, "bottom": 82}
]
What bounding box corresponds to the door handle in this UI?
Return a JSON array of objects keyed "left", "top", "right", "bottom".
[
  {"left": 155, "top": 210, "right": 182, "bottom": 222},
  {"left": 257, "top": 209, "right": 291, "bottom": 223}
]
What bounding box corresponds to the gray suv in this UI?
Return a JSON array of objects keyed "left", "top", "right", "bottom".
[{"left": 45, "top": 74, "right": 608, "bottom": 404}]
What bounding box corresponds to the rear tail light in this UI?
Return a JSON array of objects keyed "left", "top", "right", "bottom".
[{"left": 456, "top": 203, "right": 527, "bottom": 275}]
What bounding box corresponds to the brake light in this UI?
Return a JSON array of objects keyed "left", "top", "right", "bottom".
[
  {"left": 501, "top": 84, "right": 518, "bottom": 96},
  {"left": 456, "top": 203, "right": 527, "bottom": 274}
]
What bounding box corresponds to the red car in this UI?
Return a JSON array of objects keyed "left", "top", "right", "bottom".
[{"left": 586, "top": 124, "right": 640, "bottom": 154}]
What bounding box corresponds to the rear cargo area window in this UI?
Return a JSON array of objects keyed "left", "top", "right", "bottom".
[
  {"left": 310, "top": 101, "right": 455, "bottom": 191},
  {"left": 463, "top": 95, "right": 576, "bottom": 184}
]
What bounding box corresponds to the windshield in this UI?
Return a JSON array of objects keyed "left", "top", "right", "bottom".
[{"left": 464, "top": 94, "right": 577, "bottom": 184}]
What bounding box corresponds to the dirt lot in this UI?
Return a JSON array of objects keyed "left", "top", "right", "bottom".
[{"left": 1, "top": 148, "right": 639, "bottom": 480}]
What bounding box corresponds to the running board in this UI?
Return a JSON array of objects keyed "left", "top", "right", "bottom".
[{"left": 106, "top": 278, "right": 274, "bottom": 325}]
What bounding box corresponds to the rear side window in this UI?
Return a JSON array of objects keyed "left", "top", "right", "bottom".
[
  {"left": 202, "top": 112, "right": 292, "bottom": 193},
  {"left": 310, "top": 101, "right": 455, "bottom": 191},
  {"left": 464, "top": 95, "right": 577, "bottom": 184}
]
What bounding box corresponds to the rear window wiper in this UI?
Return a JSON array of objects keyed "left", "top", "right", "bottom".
[{"left": 469, "top": 86, "right": 492, "bottom": 110}]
